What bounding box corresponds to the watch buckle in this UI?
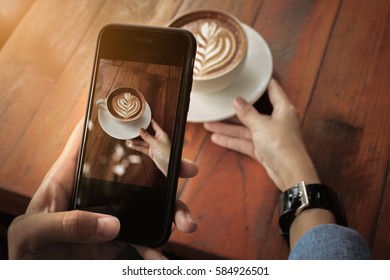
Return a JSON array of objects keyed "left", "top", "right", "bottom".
[{"left": 295, "top": 181, "right": 309, "bottom": 216}]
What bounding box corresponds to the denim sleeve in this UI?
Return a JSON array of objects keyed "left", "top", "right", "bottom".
[{"left": 288, "top": 224, "right": 371, "bottom": 259}]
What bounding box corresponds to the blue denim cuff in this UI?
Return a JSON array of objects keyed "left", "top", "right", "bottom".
[{"left": 288, "top": 224, "right": 371, "bottom": 259}]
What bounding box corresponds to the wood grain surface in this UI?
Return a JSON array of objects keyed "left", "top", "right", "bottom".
[{"left": 0, "top": 0, "right": 389, "bottom": 259}]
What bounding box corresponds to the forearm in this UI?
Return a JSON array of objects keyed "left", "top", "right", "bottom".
[
  {"left": 261, "top": 136, "right": 321, "bottom": 192},
  {"left": 264, "top": 142, "right": 339, "bottom": 248}
]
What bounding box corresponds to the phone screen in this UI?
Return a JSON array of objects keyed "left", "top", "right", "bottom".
[{"left": 72, "top": 25, "right": 195, "bottom": 246}]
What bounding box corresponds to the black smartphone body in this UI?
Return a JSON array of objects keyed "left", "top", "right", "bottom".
[{"left": 72, "top": 24, "right": 196, "bottom": 247}]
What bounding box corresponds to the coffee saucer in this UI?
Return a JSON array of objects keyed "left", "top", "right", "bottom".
[
  {"left": 187, "top": 24, "right": 273, "bottom": 123},
  {"left": 97, "top": 103, "right": 152, "bottom": 140}
]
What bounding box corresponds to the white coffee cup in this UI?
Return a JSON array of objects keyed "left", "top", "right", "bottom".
[
  {"left": 96, "top": 87, "right": 146, "bottom": 122},
  {"left": 169, "top": 10, "right": 248, "bottom": 94}
]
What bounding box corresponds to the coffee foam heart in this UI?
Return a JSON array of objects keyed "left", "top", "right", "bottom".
[
  {"left": 112, "top": 92, "right": 142, "bottom": 119},
  {"left": 183, "top": 19, "right": 240, "bottom": 79},
  {"left": 194, "top": 20, "right": 237, "bottom": 77}
]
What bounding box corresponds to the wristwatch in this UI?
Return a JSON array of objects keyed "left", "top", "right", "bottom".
[{"left": 279, "top": 181, "right": 348, "bottom": 244}]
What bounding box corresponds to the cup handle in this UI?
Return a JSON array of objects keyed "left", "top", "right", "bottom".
[{"left": 96, "top": 98, "right": 107, "bottom": 109}]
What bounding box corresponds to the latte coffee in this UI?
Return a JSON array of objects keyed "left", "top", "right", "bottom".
[
  {"left": 97, "top": 87, "right": 146, "bottom": 122},
  {"left": 110, "top": 92, "right": 142, "bottom": 119},
  {"left": 169, "top": 10, "right": 247, "bottom": 82}
]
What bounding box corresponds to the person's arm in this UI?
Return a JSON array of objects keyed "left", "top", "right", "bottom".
[
  {"left": 289, "top": 223, "right": 371, "bottom": 259},
  {"left": 204, "top": 79, "right": 365, "bottom": 252},
  {"left": 8, "top": 120, "right": 198, "bottom": 259}
]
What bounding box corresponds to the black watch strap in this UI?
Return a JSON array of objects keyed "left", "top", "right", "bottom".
[{"left": 279, "top": 182, "right": 348, "bottom": 244}]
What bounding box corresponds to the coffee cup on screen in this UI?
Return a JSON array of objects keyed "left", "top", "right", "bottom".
[
  {"left": 96, "top": 87, "right": 146, "bottom": 122},
  {"left": 169, "top": 10, "right": 248, "bottom": 93}
]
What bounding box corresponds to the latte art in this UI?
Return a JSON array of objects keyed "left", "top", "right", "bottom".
[
  {"left": 111, "top": 93, "right": 142, "bottom": 119},
  {"left": 187, "top": 20, "right": 238, "bottom": 78}
]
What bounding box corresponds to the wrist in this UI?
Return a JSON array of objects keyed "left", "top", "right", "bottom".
[
  {"left": 260, "top": 138, "right": 320, "bottom": 191},
  {"left": 279, "top": 182, "right": 347, "bottom": 248},
  {"left": 284, "top": 144, "right": 319, "bottom": 184},
  {"left": 279, "top": 160, "right": 320, "bottom": 191},
  {"left": 269, "top": 156, "right": 320, "bottom": 191}
]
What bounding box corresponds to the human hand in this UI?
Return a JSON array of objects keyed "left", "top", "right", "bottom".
[
  {"left": 8, "top": 120, "right": 198, "bottom": 259},
  {"left": 126, "top": 119, "right": 169, "bottom": 176},
  {"left": 127, "top": 119, "right": 197, "bottom": 177},
  {"left": 205, "top": 79, "right": 336, "bottom": 248},
  {"left": 204, "top": 79, "right": 320, "bottom": 191}
]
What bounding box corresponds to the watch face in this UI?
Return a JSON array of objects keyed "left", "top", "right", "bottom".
[
  {"left": 280, "top": 182, "right": 308, "bottom": 216},
  {"left": 279, "top": 183, "right": 348, "bottom": 243}
]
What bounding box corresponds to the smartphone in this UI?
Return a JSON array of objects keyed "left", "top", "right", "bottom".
[{"left": 72, "top": 24, "right": 196, "bottom": 247}]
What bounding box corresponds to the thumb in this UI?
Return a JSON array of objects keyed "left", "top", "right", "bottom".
[
  {"left": 267, "top": 79, "right": 292, "bottom": 113},
  {"left": 233, "top": 97, "right": 264, "bottom": 131},
  {"left": 9, "top": 210, "right": 120, "bottom": 252},
  {"left": 139, "top": 128, "right": 158, "bottom": 146}
]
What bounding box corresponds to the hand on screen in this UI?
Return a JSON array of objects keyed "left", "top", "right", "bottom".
[
  {"left": 127, "top": 119, "right": 185, "bottom": 177},
  {"left": 126, "top": 119, "right": 170, "bottom": 176}
]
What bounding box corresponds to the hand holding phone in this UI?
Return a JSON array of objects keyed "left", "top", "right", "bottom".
[
  {"left": 71, "top": 24, "right": 196, "bottom": 246},
  {"left": 8, "top": 118, "right": 198, "bottom": 259}
]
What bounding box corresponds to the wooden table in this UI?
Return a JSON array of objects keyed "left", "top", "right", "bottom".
[{"left": 1, "top": 0, "right": 389, "bottom": 259}]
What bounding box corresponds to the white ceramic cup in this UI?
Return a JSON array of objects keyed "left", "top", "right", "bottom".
[
  {"left": 96, "top": 87, "right": 146, "bottom": 122},
  {"left": 169, "top": 10, "right": 248, "bottom": 94}
]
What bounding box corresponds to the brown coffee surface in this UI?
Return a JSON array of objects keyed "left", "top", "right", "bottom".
[
  {"left": 110, "top": 92, "right": 142, "bottom": 119},
  {"left": 182, "top": 18, "right": 245, "bottom": 79}
]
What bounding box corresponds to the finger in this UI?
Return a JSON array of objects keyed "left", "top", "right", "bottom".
[
  {"left": 268, "top": 79, "right": 292, "bottom": 111},
  {"left": 151, "top": 119, "right": 170, "bottom": 143},
  {"left": 8, "top": 210, "right": 120, "bottom": 254},
  {"left": 179, "top": 158, "right": 199, "bottom": 178},
  {"left": 226, "top": 116, "right": 242, "bottom": 124},
  {"left": 268, "top": 79, "right": 300, "bottom": 122},
  {"left": 126, "top": 139, "right": 149, "bottom": 149},
  {"left": 173, "top": 200, "right": 197, "bottom": 233},
  {"left": 233, "top": 97, "right": 267, "bottom": 131},
  {"left": 210, "top": 133, "right": 256, "bottom": 159},
  {"left": 132, "top": 245, "right": 168, "bottom": 260},
  {"left": 46, "top": 119, "right": 84, "bottom": 187},
  {"left": 204, "top": 122, "right": 252, "bottom": 140},
  {"left": 60, "top": 119, "right": 85, "bottom": 162},
  {"left": 27, "top": 119, "right": 85, "bottom": 213},
  {"left": 126, "top": 140, "right": 149, "bottom": 155},
  {"left": 139, "top": 127, "right": 158, "bottom": 146},
  {"left": 150, "top": 119, "right": 165, "bottom": 135}
]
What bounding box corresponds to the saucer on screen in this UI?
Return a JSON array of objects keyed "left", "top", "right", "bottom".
[
  {"left": 187, "top": 24, "right": 273, "bottom": 123},
  {"left": 98, "top": 103, "right": 151, "bottom": 140}
]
